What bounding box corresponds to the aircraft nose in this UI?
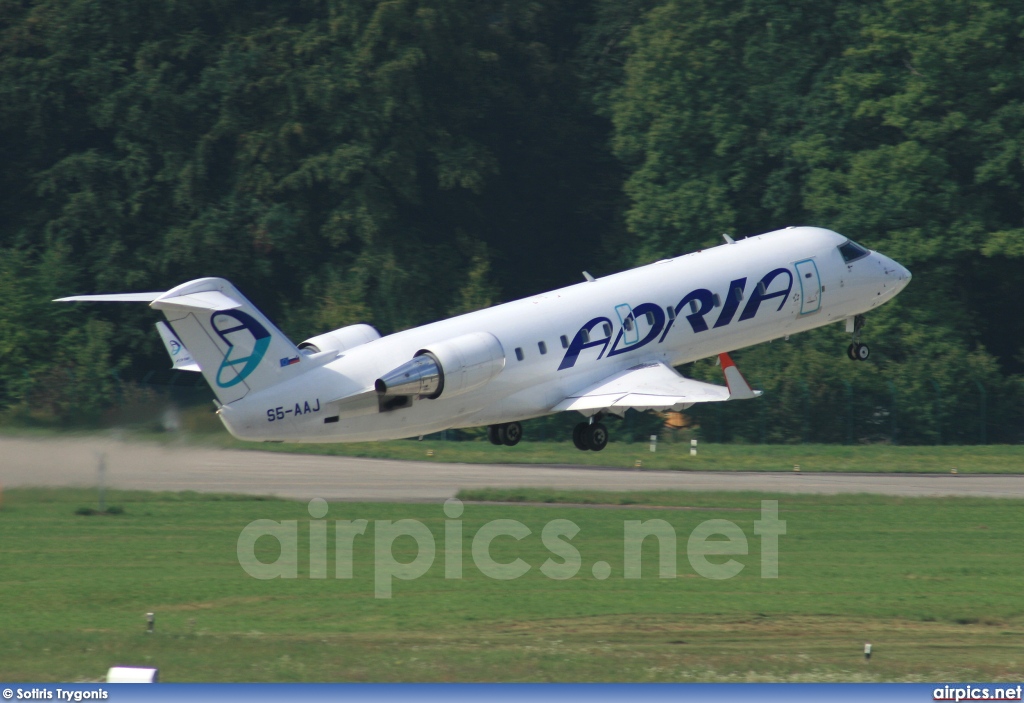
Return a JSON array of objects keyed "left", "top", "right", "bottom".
[
  {"left": 895, "top": 261, "right": 911, "bottom": 286},
  {"left": 889, "top": 259, "right": 909, "bottom": 278},
  {"left": 877, "top": 254, "right": 911, "bottom": 293}
]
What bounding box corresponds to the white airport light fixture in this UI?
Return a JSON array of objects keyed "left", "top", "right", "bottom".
[
  {"left": 649, "top": 435, "right": 658, "bottom": 452},
  {"left": 146, "top": 612, "right": 155, "bottom": 634},
  {"left": 107, "top": 667, "right": 159, "bottom": 683},
  {"left": 690, "top": 439, "right": 697, "bottom": 456},
  {"left": 864, "top": 643, "right": 872, "bottom": 661}
]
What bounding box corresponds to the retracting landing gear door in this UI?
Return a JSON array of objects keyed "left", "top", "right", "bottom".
[{"left": 794, "top": 259, "right": 821, "bottom": 314}]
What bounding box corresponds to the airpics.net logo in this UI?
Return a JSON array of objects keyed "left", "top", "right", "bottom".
[{"left": 236, "top": 499, "right": 786, "bottom": 598}]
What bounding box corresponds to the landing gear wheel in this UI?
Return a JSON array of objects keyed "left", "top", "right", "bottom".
[
  {"left": 584, "top": 422, "right": 609, "bottom": 452},
  {"left": 847, "top": 315, "right": 868, "bottom": 361},
  {"left": 487, "top": 425, "right": 503, "bottom": 446},
  {"left": 572, "top": 422, "right": 589, "bottom": 450},
  {"left": 500, "top": 421, "right": 522, "bottom": 446}
]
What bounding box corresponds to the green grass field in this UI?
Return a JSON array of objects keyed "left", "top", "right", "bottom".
[{"left": 1, "top": 487, "right": 1022, "bottom": 682}]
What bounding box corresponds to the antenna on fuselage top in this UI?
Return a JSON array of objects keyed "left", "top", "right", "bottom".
[{"left": 722, "top": 233, "right": 735, "bottom": 244}]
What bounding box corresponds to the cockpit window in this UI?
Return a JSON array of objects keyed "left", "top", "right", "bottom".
[{"left": 838, "top": 240, "right": 869, "bottom": 263}]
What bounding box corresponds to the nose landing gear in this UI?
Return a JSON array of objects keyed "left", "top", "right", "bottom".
[
  {"left": 847, "top": 342, "right": 870, "bottom": 361},
  {"left": 846, "top": 314, "right": 870, "bottom": 361}
]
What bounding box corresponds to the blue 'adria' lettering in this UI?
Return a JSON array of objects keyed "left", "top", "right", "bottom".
[
  {"left": 607, "top": 302, "right": 665, "bottom": 357},
  {"left": 659, "top": 288, "right": 715, "bottom": 342},
  {"left": 713, "top": 278, "right": 747, "bottom": 328},
  {"left": 558, "top": 266, "right": 798, "bottom": 371},
  {"left": 738, "top": 268, "right": 793, "bottom": 321},
  {"left": 558, "top": 317, "right": 614, "bottom": 370}
]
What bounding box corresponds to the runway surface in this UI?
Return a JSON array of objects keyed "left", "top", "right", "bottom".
[{"left": 2, "top": 436, "right": 1023, "bottom": 502}]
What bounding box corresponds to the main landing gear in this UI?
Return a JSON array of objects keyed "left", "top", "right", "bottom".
[
  {"left": 487, "top": 421, "right": 522, "bottom": 446},
  {"left": 846, "top": 314, "right": 870, "bottom": 361},
  {"left": 572, "top": 417, "right": 609, "bottom": 452},
  {"left": 487, "top": 418, "right": 610, "bottom": 450}
]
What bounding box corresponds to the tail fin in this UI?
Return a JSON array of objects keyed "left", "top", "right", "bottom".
[{"left": 57, "top": 277, "right": 307, "bottom": 404}]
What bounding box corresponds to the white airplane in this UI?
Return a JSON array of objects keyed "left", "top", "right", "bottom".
[{"left": 56, "top": 226, "right": 910, "bottom": 450}]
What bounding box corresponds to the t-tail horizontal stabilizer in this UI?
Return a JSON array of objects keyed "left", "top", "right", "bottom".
[{"left": 55, "top": 278, "right": 307, "bottom": 405}]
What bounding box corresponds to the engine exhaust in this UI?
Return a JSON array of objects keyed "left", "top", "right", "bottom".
[{"left": 374, "top": 354, "right": 443, "bottom": 398}]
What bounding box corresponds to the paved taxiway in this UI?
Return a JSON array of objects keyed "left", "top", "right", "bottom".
[{"left": 2, "top": 436, "right": 1022, "bottom": 502}]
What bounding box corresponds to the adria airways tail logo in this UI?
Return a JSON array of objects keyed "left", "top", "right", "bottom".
[{"left": 211, "top": 310, "right": 271, "bottom": 388}]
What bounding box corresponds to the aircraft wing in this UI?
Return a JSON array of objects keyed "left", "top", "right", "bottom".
[{"left": 551, "top": 354, "right": 760, "bottom": 415}]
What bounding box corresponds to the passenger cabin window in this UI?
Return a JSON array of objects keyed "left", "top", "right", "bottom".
[
  {"left": 538, "top": 341, "right": 547, "bottom": 355},
  {"left": 838, "top": 240, "right": 869, "bottom": 263},
  {"left": 560, "top": 335, "right": 569, "bottom": 349},
  {"left": 515, "top": 347, "right": 524, "bottom": 361},
  {"left": 645, "top": 311, "right": 655, "bottom": 325},
  {"left": 623, "top": 316, "right": 634, "bottom": 332},
  {"left": 602, "top": 322, "right": 612, "bottom": 337},
  {"left": 581, "top": 329, "right": 590, "bottom": 343}
]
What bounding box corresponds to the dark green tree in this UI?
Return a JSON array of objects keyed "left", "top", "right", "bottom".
[{"left": 608, "top": 0, "right": 1023, "bottom": 442}]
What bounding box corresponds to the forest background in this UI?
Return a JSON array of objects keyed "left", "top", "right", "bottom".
[{"left": 1, "top": 0, "right": 1021, "bottom": 444}]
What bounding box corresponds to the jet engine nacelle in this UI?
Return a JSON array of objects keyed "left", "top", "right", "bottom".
[
  {"left": 299, "top": 324, "right": 381, "bottom": 355},
  {"left": 375, "top": 332, "right": 505, "bottom": 400}
]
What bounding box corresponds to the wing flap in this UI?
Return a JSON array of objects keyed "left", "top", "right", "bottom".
[
  {"left": 553, "top": 355, "right": 761, "bottom": 414},
  {"left": 552, "top": 362, "right": 731, "bottom": 413}
]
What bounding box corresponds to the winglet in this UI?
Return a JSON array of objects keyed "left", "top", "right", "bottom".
[{"left": 718, "top": 353, "right": 761, "bottom": 399}]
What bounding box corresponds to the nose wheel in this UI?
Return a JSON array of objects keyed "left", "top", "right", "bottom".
[
  {"left": 846, "top": 314, "right": 870, "bottom": 361},
  {"left": 572, "top": 420, "right": 609, "bottom": 451},
  {"left": 847, "top": 342, "right": 870, "bottom": 361}
]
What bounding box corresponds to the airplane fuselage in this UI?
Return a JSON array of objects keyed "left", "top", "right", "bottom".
[{"left": 216, "top": 226, "right": 910, "bottom": 442}]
